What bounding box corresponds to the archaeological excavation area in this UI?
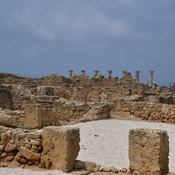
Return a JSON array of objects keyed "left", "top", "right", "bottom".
[{"left": 0, "top": 71, "right": 174, "bottom": 175}]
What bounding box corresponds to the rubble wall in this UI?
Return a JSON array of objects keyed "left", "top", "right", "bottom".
[
  {"left": 113, "top": 100, "right": 175, "bottom": 124},
  {"left": 0, "top": 126, "right": 80, "bottom": 173}
]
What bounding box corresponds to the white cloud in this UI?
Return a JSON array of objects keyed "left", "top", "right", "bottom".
[{"left": 12, "top": 2, "right": 133, "bottom": 41}]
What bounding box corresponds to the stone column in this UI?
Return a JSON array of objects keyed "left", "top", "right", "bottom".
[
  {"left": 122, "top": 71, "right": 127, "bottom": 77},
  {"left": 69, "top": 70, "right": 73, "bottom": 77},
  {"left": 149, "top": 71, "right": 154, "bottom": 87},
  {"left": 81, "top": 70, "right": 85, "bottom": 75},
  {"left": 108, "top": 70, "right": 112, "bottom": 78},
  {"left": 135, "top": 71, "right": 140, "bottom": 82},
  {"left": 94, "top": 70, "right": 99, "bottom": 77},
  {"left": 129, "top": 129, "right": 169, "bottom": 175}
]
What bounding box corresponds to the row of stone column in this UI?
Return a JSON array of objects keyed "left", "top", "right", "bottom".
[
  {"left": 69, "top": 70, "right": 113, "bottom": 78},
  {"left": 135, "top": 70, "right": 154, "bottom": 86},
  {"left": 69, "top": 70, "right": 155, "bottom": 86}
]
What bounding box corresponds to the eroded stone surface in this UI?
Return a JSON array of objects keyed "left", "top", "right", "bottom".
[
  {"left": 129, "top": 129, "right": 169, "bottom": 175},
  {"left": 41, "top": 126, "right": 80, "bottom": 172}
]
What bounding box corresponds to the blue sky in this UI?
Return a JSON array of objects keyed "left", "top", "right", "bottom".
[{"left": 0, "top": 0, "right": 175, "bottom": 86}]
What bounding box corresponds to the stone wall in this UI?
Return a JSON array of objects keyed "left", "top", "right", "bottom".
[
  {"left": 0, "top": 126, "right": 80, "bottom": 173},
  {"left": 112, "top": 100, "right": 175, "bottom": 124},
  {"left": 23, "top": 101, "right": 112, "bottom": 128}
]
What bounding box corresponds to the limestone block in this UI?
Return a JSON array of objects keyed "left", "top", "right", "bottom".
[
  {"left": 0, "top": 114, "right": 12, "bottom": 126},
  {"left": 0, "top": 145, "right": 5, "bottom": 152},
  {"left": 5, "top": 143, "right": 17, "bottom": 152},
  {"left": 19, "top": 146, "right": 40, "bottom": 161},
  {"left": 116, "top": 99, "right": 122, "bottom": 110},
  {"left": 162, "top": 107, "right": 169, "bottom": 114},
  {"left": 140, "top": 113, "right": 149, "bottom": 119},
  {"left": 74, "top": 160, "right": 85, "bottom": 169},
  {"left": 115, "top": 111, "right": 130, "bottom": 117},
  {"left": 134, "top": 111, "right": 141, "bottom": 117},
  {"left": 110, "top": 167, "right": 119, "bottom": 173},
  {"left": 84, "top": 162, "right": 96, "bottom": 171},
  {"left": 129, "top": 129, "right": 169, "bottom": 175},
  {"left": 4, "top": 156, "right": 14, "bottom": 162},
  {"left": 24, "top": 104, "right": 42, "bottom": 129},
  {"left": 80, "top": 104, "right": 111, "bottom": 122},
  {"left": 41, "top": 126, "right": 80, "bottom": 172}
]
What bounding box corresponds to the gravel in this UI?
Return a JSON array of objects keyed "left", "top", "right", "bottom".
[{"left": 1, "top": 118, "right": 175, "bottom": 174}]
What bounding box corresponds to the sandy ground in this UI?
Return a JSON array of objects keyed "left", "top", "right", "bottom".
[{"left": 1, "top": 118, "right": 175, "bottom": 174}]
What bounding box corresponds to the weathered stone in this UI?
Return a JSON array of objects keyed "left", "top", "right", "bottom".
[
  {"left": 94, "top": 165, "right": 101, "bottom": 172},
  {"left": 21, "top": 164, "right": 25, "bottom": 168},
  {"left": 4, "top": 156, "right": 14, "bottom": 162},
  {"left": 119, "top": 167, "right": 127, "bottom": 173},
  {"left": 19, "top": 146, "right": 40, "bottom": 161},
  {"left": 0, "top": 145, "right": 5, "bottom": 152},
  {"left": 24, "top": 143, "right": 32, "bottom": 149},
  {"left": 102, "top": 167, "right": 111, "bottom": 172},
  {"left": 37, "top": 145, "right": 42, "bottom": 151},
  {"left": 5, "top": 143, "right": 17, "bottom": 152},
  {"left": 1, "top": 152, "right": 7, "bottom": 158},
  {"left": 27, "top": 133, "right": 42, "bottom": 139},
  {"left": 115, "top": 112, "right": 130, "bottom": 117},
  {"left": 74, "top": 160, "right": 85, "bottom": 169},
  {"left": 110, "top": 167, "right": 119, "bottom": 173},
  {"left": 84, "top": 162, "right": 96, "bottom": 171},
  {"left": 41, "top": 126, "right": 80, "bottom": 173},
  {"left": 99, "top": 166, "right": 104, "bottom": 171},
  {"left": 129, "top": 129, "right": 169, "bottom": 175},
  {"left": 0, "top": 113, "right": 12, "bottom": 126},
  {"left": 30, "top": 140, "right": 41, "bottom": 146},
  {"left": 1, "top": 131, "right": 12, "bottom": 144},
  {"left": 24, "top": 104, "right": 42, "bottom": 129},
  {"left": 20, "top": 157, "right": 28, "bottom": 164},
  {"left": 28, "top": 160, "right": 34, "bottom": 165}
]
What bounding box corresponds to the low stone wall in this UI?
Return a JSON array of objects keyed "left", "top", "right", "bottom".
[
  {"left": 23, "top": 101, "right": 113, "bottom": 128},
  {"left": 0, "top": 126, "right": 80, "bottom": 173},
  {"left": 113, "top": 100, "right": 175, "bottom": 124}
]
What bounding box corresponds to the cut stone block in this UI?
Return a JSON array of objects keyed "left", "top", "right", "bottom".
[
  {"left": 129, "top": 129, "right": 169, "bottom": 175},
  {"left": 24, "top": 104, "right": 42, "bottom": 129},
  {"left": 41, "top": 126, "right": 80, "bottom": 172}
]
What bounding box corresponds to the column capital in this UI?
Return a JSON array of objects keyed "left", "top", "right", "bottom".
[
  {"left": 81, "top": 70, "right": 85, "bottom": 75},
  {"left": 108, "top": 70, "right": 113, "bottom": 78},
  {"left": 69, "top": 70, "right": 73, "bottom": 77},
  {"left": 94, "top": 70, "right": 99, "bottom": 77}
]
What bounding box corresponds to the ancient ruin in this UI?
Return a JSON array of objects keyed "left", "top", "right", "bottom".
[{"left": 0, "top": 70, "right": 174, "bottom": 174}]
